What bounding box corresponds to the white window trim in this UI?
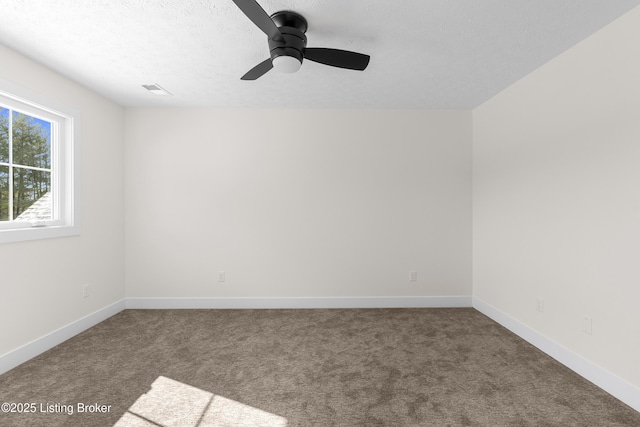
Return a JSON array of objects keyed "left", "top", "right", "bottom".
[{"left": 0, "top": 78, "right": 80, "bottom": 244}]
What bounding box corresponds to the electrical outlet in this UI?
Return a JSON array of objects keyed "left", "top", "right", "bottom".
[
  {"left": 582, "top": 316, "right": 592, "bottom": 335},
  {"left": 409, "top": 271, "right": 418, "bottom": 282},
  {"left": 82, "top": 283, "right": 90, "bottom": 298},
  {"left": 218, "top": 271, "right": 225, "bottom": 282},
  {"left": 536, "top": 298, "right": 544, "bottom": 313}
]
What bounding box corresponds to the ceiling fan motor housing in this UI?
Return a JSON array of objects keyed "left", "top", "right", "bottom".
[{"left": 268, "top": 11, "right": 308, "bottom": 68}]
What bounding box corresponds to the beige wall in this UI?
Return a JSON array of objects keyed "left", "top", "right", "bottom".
[
  {"left": 124, "top": 109, "right": 472, "bottom": 298},
  {"left": 0, "top": 44, "right": 125, "bottom": 356},
  {"left": 473, "top": 6, "right": 640, "bottom": 388}
]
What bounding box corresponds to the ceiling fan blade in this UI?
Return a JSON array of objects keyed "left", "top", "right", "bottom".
[
  {"left": 241, "top": 58, "right": 273, "bottom": 80},
  {"left": 304, "top": 48, "right": 370, "bottom": 71},
  {"left": 231, "top": 0, "right": 285, "bottom": 43}
]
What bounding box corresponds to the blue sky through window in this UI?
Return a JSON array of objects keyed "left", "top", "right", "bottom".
[
  {"left": 0, "top": 107, "right": 8, "bottom": 163},
  {"left": 1, "top": 106, "right": 51, "bottom": 169}
]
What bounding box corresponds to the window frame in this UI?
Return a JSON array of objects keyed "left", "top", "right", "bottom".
[{"left": 0, "top": 79, "right": 80, "bottom": 243}]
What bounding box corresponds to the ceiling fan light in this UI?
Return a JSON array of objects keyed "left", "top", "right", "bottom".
[{"left": 272, "top": 55, "right": 302, "bottom": 73}]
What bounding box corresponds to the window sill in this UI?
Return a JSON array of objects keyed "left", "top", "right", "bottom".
[{"left": 0, "top": 223, "right": 80, "bottom": 244}]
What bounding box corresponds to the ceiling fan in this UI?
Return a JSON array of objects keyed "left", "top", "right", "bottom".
[{"left": 231, "top": 0, "right": 371, "bottom": 80}]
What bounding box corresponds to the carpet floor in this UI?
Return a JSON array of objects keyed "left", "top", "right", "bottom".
[{"left": 0, "top": 308, "right": 638, "bottom": 426}]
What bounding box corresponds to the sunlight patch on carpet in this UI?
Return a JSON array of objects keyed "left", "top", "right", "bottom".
[{"left": 113, "top": 376, "right": 288, "bottom": 427}]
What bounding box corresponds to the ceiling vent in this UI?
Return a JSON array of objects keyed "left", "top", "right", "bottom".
[{"left": 142, "top": 84, "right": 171, "bottom": 96}]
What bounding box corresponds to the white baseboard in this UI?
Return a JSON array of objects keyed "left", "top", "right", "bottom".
[
  {"left": 0, "top": 299, "right": 126, "bottom": 375},
  {"left": 473, "top": 297, "right": 640, "bottom": 413},
  {"left": 125, "top": 295, "right": 473, "bottom": 309}
]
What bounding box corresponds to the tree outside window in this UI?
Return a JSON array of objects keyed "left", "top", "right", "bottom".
[{"left": 0, "top": 107, "right": 52, "bottom": 222}]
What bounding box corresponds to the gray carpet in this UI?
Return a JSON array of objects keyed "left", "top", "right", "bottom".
[{"left": 0, "top": 308, "right": 638, "bottom": 426}]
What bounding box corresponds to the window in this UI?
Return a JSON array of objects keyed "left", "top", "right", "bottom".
[{"left": 0, "top": 79, "right": 79, "bottom": 243}]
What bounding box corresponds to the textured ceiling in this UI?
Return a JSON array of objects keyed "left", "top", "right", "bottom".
[{"left": 0, "top": 1, "right": 638, "bottom": 109}]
